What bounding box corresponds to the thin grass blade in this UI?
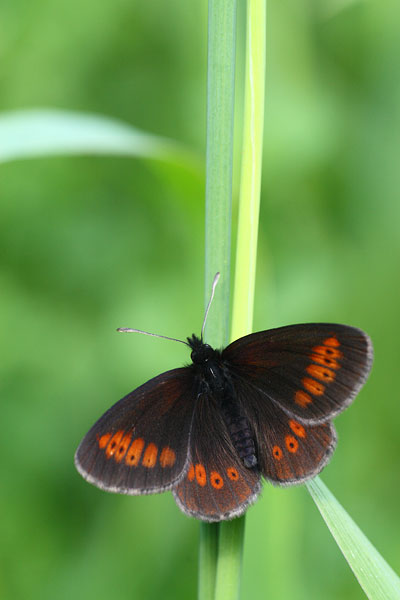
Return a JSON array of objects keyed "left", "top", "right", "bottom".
[
  {"left": 307, "top": 477, "right": 400, "bottom": 600},
  {"left": 0, "top": 109, "right": 197, "bottom": 168}
]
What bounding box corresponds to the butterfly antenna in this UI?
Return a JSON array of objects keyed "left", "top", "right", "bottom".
[
  {"left": 117, "top": 328, "right": 189, "bottom": 346},
  {"left": 201, "top": 272, "right": 220, "bottom": 340}
]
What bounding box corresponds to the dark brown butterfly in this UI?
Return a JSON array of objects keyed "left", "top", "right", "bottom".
[{"left": 75, "top": 283, "right": 373, "bottom": 522}]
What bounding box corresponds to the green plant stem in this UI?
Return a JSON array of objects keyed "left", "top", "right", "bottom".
[
  {"left": 231, "top": 0, "right": 266, "bottom": 341},
  {"left": 215, "top": 1, "right": 267, "bottom": 599},
  {"left": 200, "top": 1, "right": 238, "bottom": 599},
  {"left": 204, "top": 0, "right": 237, "bottom": 350},
  {"left": 199, "top": 523, "right": 220, "bottom": 600},
  {"left": 214, "top": 517, "right": 246, "bottom": 600}
]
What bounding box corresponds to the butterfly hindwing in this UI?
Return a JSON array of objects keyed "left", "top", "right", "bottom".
[
  {"left": 75, "top": 368, "right": 195, "bottom": 494},
  {"left": 230, "top": 375, "right": 337, "bottom": 484},
  {"left": 261, "top": 419, "right": 337, "bottom": 485},
  {"left": 223, "top": 323, "right": 373, "bottom": 424},
  {"left": 173, "top": 391, "right": 261, "bottom": 522}
]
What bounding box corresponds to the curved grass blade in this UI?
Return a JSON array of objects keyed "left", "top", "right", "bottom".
[
  {"left": 0, "top": 108, "right": 199, "bottom": 169},
  {"left": 307, "top": 477, "right": 400, "bottom": 600}
]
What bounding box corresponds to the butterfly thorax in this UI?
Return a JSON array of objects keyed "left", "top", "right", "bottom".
[{"left": 188, "top": 334, "right": 258, "bottom": 469}]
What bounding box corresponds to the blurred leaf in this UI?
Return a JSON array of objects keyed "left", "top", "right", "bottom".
[
  {"left": 307, "top": 477, "right": 400, "bottom": 600},
  {"left": 0, "top": 109, "right": 200, "bottom": 170},
  {"left": 321, "top": 0, "right": 364, "bottom": 20}
]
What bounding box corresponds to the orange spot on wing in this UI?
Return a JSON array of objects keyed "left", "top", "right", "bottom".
[
  {"left": 159, "top": 446, "right": 176, "bottom": 468},
  {"left": 312, "top": 345, "right": 342, "bottom": 360},
  {"left": 125, "top": 438, "right": 145, "bottom": 466},
  {"left": 227, "top": 467, "right": 239, "bottom": 481},
  {"left": 195, "top": 464, "right": 207, "bottom": 486},
  {"left": 302, "top": 377, "right": 325, "bottom": 396},
  {"left": 210, "top": 471, "right": 224, "bottom": 489},
  {"left": 294, "top": 390, "right": 312, "bottom": 407},
  {"left": 285, "top": 435, "right": 299, "bottom": 453},
  {"left": 105, "top": 430, "right": 124, "bottom": 459},
  {"left": 142, "top": 443, "right": 158, "bottom": 468},
  {"left": 306, "top": 364, "right": 335, "bottom": 383},
  {"left": 323, "top": 336, "right": 340, "bottom": 347},
  {"left": 115, "top": 432, "right": 132, "bottom": 463},
  {"left": 311, "top": 353, "right": 340, "bottom": 369},
  {"left": 187, "top": 464, "right": 195, "bottom": 481},
  {"left": 289, "top": 420, "right": 306, "bottom": 438},
  {"left": 272, "top": 445, "right": 283, "bottom": 460},
  {"left": 98, "top": 433, "right": 111, "bottom": 449}
]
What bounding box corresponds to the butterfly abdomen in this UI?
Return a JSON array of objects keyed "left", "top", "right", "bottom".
[
  {"left": 222, "top": 410, "right": 257, "bottom": 468},
  {"left": 202, "top": 368, "right": 258, "bottom": 469},
  {"left": 217, "top": 375, "right": 258, "bottom": 469}
]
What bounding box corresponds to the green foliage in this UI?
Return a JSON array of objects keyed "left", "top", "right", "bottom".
[{"left": 1, "top": 1, "right": 399, "bottom": 599}]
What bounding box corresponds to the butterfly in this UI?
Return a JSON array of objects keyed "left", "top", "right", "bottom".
[{"left": 75, "top": 279, "right": 373, "bottom": 522}]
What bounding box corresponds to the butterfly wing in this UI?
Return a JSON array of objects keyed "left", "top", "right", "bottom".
[
  {"left": 75, "top": 368, "right": 196, "bottom": 494},
  {"left": 222, "top": 323, "right": 373, "bottom": 424},
  {"left": 173, "top": 391, "right": 261, "bottom": 522},
  {"left": 230, "top": 374, "right": 337, "bottom": 484}
]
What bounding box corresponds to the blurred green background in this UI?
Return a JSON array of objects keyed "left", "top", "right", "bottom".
[{"left": 1, "top": 0, "right": 399, "bottom": 598}]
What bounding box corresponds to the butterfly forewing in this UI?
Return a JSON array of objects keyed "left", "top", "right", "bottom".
[
  {"left": 173, "top": 392, "right": 261, "bottom": 522},
  {"left": 75, "top": 368, "right": 195, "bottom": 494},
  {"left": 223, "top": 324, "right": 373, "bottom": 424}
]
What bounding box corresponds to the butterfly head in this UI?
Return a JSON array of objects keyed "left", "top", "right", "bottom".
[{"left": 187, "top": 334, "right": 218, "bottom": 365}]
